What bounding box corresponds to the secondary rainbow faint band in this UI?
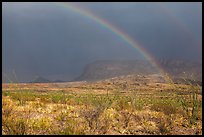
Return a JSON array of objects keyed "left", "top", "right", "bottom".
[
  {"left": 53, "top": 2, "right": 173, "bottom": 83},
  {"left": 157, "top": 3, "right": 201, "bottom": 52}
]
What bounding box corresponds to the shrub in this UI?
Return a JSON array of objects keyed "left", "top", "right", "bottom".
[
  {"left": 178, "top": 91, "right": 201, "bottom": 126},
  {"left": 3, "top": 116, "right": 27, "bottom": 135}
]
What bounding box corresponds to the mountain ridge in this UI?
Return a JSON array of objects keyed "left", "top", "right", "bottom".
[{"left": 73, "top": 59, "right": 202, "bottom": 82}]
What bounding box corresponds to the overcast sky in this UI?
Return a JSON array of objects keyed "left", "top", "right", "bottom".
[{"left": 2, "top": 2, "right": 202, "bottom": 82}]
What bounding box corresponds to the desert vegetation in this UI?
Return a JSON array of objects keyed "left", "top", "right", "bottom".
[{"left": 2, "top": 76, "right": 202, "bottom": 135}]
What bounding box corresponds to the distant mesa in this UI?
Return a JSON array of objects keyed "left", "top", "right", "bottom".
[
  {"left": 30, "top": 76, "right": 51, "bottom": 83},
  {"left": 73, "top": 59, "right": 202, "bottom": 84},
  {"left": 53, "top": 80, "right": 65, "bottom": 83},
  {"left": 30, "top": 77, "right": 65, "bottom": 83},
  {"left": 74, "top": 60, "right": 158, "bottom": 82}
]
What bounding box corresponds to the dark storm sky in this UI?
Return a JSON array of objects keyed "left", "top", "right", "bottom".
[{"left": 2, "top": 2, "right": 202, "bottom": 82}]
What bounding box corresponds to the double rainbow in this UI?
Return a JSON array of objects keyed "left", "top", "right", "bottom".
[{"left": 54, "top": 2, "right": 172, "bottom": 83}]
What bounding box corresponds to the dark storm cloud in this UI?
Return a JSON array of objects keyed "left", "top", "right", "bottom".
[
  {"left": 75, "top": 2, "right": 202, "bottom": 60},
  {"left": 2, "top": 2, "right": 202, "bottom": 82}
]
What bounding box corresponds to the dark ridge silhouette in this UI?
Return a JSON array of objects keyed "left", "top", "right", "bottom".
[
  {"left": 30, "top": 76, "right": 51, "bottom": 83},
  {"left": 30, "top": 77, "right": 65, "bottom": 83}
]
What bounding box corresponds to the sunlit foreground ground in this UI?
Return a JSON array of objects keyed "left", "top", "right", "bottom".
[{"left": 2, "top": 76, "right": 202, "bottom": 135}]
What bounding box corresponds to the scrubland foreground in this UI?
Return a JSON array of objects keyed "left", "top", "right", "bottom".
[{"left": 2, "top": 75, "right": 202, "bottom": 135}]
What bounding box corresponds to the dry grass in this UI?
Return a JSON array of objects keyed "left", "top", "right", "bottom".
[{"left": 2, "top": 79, "right": 202, "bottom": 135}]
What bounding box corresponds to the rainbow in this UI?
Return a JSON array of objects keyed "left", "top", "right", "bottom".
[{"left": 53, "top": 2, "right": 172, "bottom": 83}]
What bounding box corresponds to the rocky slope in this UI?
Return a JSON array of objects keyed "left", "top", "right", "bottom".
[{"left": 74, "top": 59, "right": 202, "bottom": 83}]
